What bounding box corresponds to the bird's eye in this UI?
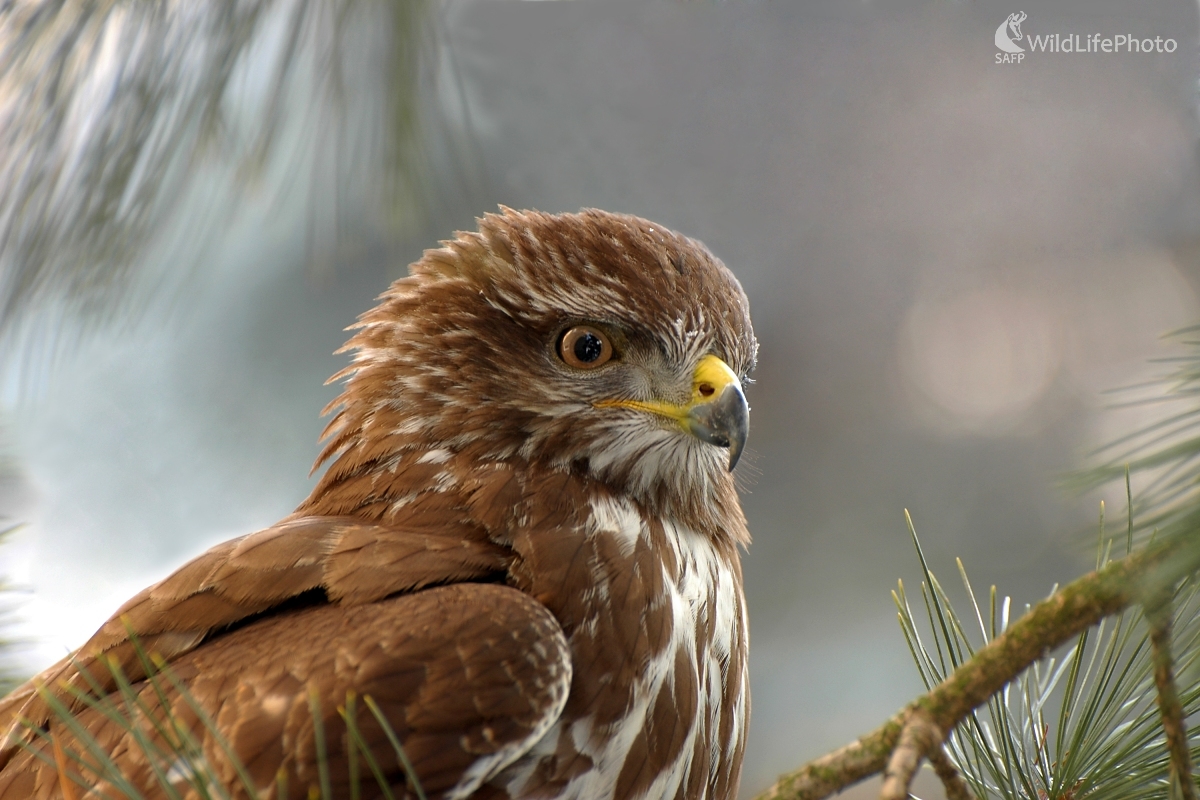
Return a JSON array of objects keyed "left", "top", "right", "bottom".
[{"left": 559, "top": 326, "right": 614, "bottom": 369}]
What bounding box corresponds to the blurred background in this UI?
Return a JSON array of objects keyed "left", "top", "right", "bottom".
[{"left": 1, "top": 0, "right": 1199, "bottom": 797}]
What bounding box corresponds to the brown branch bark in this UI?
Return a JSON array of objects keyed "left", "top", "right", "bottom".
[
  {"left": 752, "top": 528, "right": 1200, "bottom": 800},
  {"left": 879, "top": 711, "right": 941, "bottom": 800},
  {"left": 1146, "top": 590, "right": 1198, "bottom": 800},
  {"left": 926, "top": 745, "right": 975, "bottom": 800}
]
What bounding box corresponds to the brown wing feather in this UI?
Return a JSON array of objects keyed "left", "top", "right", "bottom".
[
  {"left": 0, "top": 515, "right": 512, "bottom": 761},
  {"left": 0, "top": 583, "right": 571, "bottom": 800}
]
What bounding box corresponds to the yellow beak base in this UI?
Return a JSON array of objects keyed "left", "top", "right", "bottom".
[{"left": 595, "top": 354, "right": 749, "bottom": 470}]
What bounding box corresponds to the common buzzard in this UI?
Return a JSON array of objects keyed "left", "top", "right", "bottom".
[{"left": 0, "top": 208, "right": 758, "bottom": 800}]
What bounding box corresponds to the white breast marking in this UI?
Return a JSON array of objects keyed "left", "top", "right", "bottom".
[
  {"left": 502, "top": 513, "right": 746, "bottom": 800},
  {"left": 587, "top": 494, "right": 645, "bottom": 556}
]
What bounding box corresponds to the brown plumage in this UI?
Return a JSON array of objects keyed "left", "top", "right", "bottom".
[{"left": 0, "top": 208, "right": 758, "bottom": 800}]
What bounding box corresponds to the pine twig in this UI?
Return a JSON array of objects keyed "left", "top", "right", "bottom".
[
  {"left": 752, "top": 526, "right": 1200, "bottom": 800},
  {"left": 1145, "top": 589, "right": 1197, "bottom": 800},
  {"left": 926, "top": 745, "right": 975, "bottom": 800},
  {"left": 880, "top": 710, "right": 942, "bottom": 800}
]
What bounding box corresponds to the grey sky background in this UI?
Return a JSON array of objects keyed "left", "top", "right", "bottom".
[{"left": 2, "top": 1, "right": 1200, "bottom": 797}]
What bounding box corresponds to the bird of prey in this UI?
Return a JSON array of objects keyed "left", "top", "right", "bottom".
[{"left": 0, "top": 208, "right": 758, "bottom": 800}]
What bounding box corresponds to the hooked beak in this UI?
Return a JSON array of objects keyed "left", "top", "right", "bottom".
[
  {"left": 685, "top": 358, "right": 750, "bottom": 471},
  {"left": 595, "top": 354, "right": 750, "bottom": 471}
]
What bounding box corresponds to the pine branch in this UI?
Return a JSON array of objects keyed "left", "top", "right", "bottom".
[
  {"left": 926, "top": 746, "right": 974, "bottom": 800},
  {"left": 1146, "top": 590, "right": 1197, "bottom": 800},
  {"left": 752, "top": 522, "right": 1200, "bottom": 800}
]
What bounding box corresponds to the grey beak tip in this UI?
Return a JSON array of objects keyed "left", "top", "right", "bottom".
[
  {"left": 727, "top": 444, "right": 743, "bottom": 472},
  {"left": 688, "top": 384, "right": 750, "bottom": 472}
]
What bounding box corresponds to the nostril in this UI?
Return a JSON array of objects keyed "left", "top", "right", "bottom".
[{"left": 698, "top": 383, "right": 715, "bottom": 398}]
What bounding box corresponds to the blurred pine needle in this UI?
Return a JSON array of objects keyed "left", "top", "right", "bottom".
[
  {"left": 897, "top": 330, "right": 1200, "bottom": 799},
  {"left": 16, "top": 632, "right": 427, "bottom": 798},
  {"left": 1076, "top": 324, "right": 1200, "bottom": 539},
  {"left": 0, "top": 525, "right": 27, "bottom": 700},
  {"left": 0, "top": 0, "right": 433, "bottom": 337}
]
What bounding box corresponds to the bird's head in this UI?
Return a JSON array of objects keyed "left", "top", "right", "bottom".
[{"left": 309, "top": 208, "right": 757, "bottom": 529}]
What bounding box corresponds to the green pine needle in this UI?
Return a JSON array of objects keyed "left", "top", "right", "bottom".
[{"left": 898, "top": 516, "right": 1200, "bottom": 799}]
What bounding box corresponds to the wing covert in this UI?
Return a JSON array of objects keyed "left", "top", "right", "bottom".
[
  {"left": 0, "top": 515, "right": 512, "bottom": 760},
  {"left": 0, "top": 583, "right": 570, "bottom": 800}
]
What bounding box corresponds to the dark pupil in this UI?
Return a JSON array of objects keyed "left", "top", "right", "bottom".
[{"left": 573, "top": 333, "right": 603, "bottom": 363}]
